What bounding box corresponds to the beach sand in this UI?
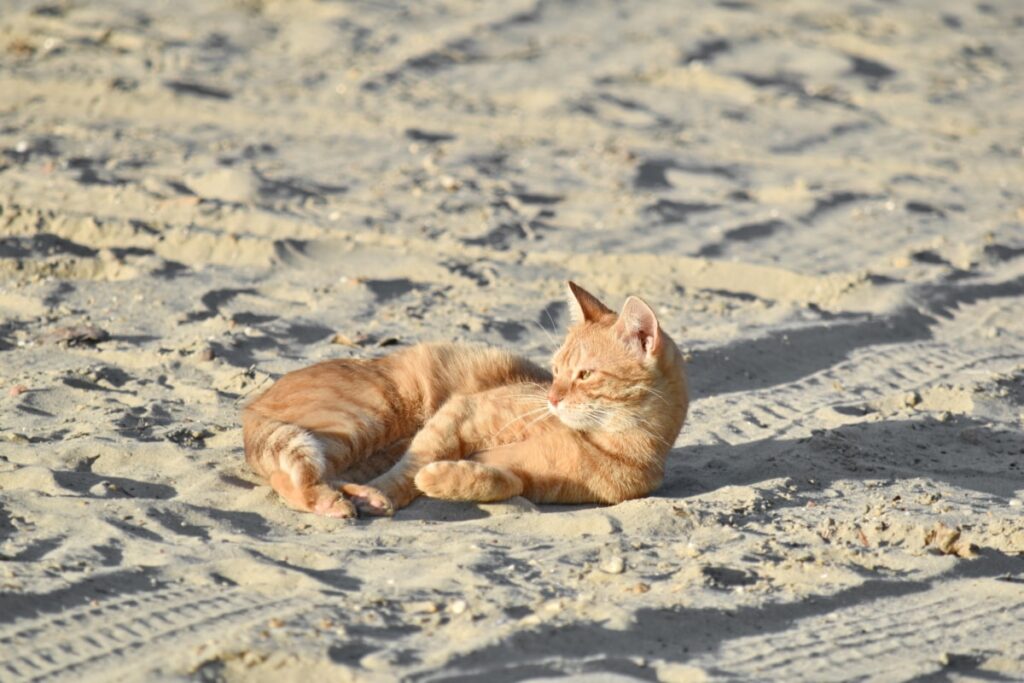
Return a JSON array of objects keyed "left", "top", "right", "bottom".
[{"left": 1, "top": 0, "right": 1023, "bottom": 680}]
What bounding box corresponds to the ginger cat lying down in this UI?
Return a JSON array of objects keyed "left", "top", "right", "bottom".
[{"left": 242, "top": 282, "right": 689, "bottom": 517}]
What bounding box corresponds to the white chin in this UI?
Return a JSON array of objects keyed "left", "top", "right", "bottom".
[{"left": 556, "top": 412, "right": 596, "bottom": 432}]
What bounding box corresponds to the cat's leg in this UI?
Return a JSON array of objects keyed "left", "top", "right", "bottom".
[
  {"left": 267, "top": 428, "right": 357, "bottom": 518},
  {"left": 341, "top": 438, "right": 411, "bottom": 483},
  {"left": 414, "top": 461, "right": 524, "bottom": 502},
  {"left": 335, "top": 438, "right": 411, "bottom": 517},
  {"left": 366, "top": 395, "right": 474, "bottom": 510},
  {"left": 468, "top": 438, "right": 609, "bottom": 504}
]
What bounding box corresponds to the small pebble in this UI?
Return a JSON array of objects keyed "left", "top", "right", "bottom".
[
  {"left": 196, "top": 347, "right": 215, "bottom": 362},
  {"left": 88, "top": 481, "right": 119, "bottom": 497},
  {"left": 600, "top": 555, "right": 625, "bottom": 574},
  {"left": 439, "top": 175, "right": 461, "bottom": 191},
  {"left": 4, "top": 430, "right": 44, "bottom": 444},
  {"left": 448, "top": 599, "right": 468, "bottom": 615},
  {"left": 360, "top": 652, "right": 394, "bottom": 671},
  {"left": 402, "top": 601, "right": 438, "bottom": 614},
  {"left": 241, "top": 651, "right": 263, "bottom": 668},
  {"left": 8, "top": 384, "right": 28, "bottom": 397},
  {"left": 331, "top": 333, "right": 357, "bottom": 347},
  {"left": 45, "top": 325, "right": 110, "bottom": 346}
]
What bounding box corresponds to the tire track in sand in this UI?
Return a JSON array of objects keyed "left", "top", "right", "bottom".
[
  {"left": 698, "top": 578, "right": 1024, "bottom": 681},
  {"left": 0, "top": 584, "right": 302, "bottom": 682}
]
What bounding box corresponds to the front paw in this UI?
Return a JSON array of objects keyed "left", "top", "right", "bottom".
[
  {"left": 363, "top": 474, "right": 420, "bottom": 511},
  {"left": 340, "top": 483, "right": 394, "bottom": 517},
  {"left": 414, "top": 461, "right": 458, "bottom": 497}
]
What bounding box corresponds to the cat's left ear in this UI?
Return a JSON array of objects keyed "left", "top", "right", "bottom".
[
  {"left": 566, "top": 281, "right": 614, "bottom": 323},
  {"left": 614, "top": 296, "right": 661, "bottom": 359}
]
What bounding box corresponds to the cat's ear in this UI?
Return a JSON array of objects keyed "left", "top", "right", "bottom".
[
  {"left": 566, "top": 281, "right": 613, "bottom": 323},
  {"left": 614, "top": 296, "right": 661, "bottom": 359}
]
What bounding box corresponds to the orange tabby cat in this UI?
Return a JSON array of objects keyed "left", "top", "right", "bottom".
[{"left": 242, "top": 283, "right": 688, "bottom": 517}]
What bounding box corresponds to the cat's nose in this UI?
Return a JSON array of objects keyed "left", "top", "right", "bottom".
[{"left": 548, "top": 392, "right": 561, "bottom": 407}]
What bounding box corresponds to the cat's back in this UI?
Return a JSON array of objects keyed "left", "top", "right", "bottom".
[
  {"left": 245, "top": 342, "right": 549, "bottom": 421},
  {"left": 243, "top": 354, "right": 392, "bottom": 422},
  {"left": 416, "top": 342, "right": 550, "bottom": 388},
  {"left": 382, "top": 342, "right": 549, "bottom": 416}
]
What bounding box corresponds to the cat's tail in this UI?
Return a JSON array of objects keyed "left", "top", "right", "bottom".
[
  {"left": 242, "top": 411, "right": 328, "bottom": 485},
  {"left": 414, "top": 461, "right": 524, "bottom": 502},
  {"left": 242, "top": 411, "right": 359, "bottom": 517}
]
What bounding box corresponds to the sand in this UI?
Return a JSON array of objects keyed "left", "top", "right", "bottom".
[{"left": 1, "top": 0, "right": 1023, "bottom": 680}]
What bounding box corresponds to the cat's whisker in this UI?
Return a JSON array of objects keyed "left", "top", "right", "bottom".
[
  {"left": 542, "top": 308, "right": 563, "bottom": 342},
  {"left": 509, "top": 398, "right": 549, "bottom": 413},
  {"left": 503, "top": 388, "right": 548, "bottom": 405},
  {"left": 582, "top": 404, "right": 673, "bottom": 449},
  {"left": 530, "top": 319, "right": 558, "bottom": 350},
  {"left": 491, "top": 406, "right": 550, "bottom": 440},
  {"left": 509, "top": 395, "right": 548, "bottom": 407},
  {"left": 504, "top": 404, "right": 550, "bottom": 421},
  {"left": 521, "top": 410, "right": 553, "bottom": 433},
  {"left": 626, "top": 413, "right": 675, "bottom": 450},
  {"left": 642, "top": 386, "right": 672, "bottom": 408}
]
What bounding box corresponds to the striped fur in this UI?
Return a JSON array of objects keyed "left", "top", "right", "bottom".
[
  {"left": 241, "top": 282, "right": 688, "bottom": 517},
  {"left": 242, "top": 344, "right": 550, "bottom": 517}
]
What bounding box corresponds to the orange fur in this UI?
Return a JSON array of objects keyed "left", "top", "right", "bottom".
[{"left": 241, "top": 283, "right": 689, "bottom": 516}]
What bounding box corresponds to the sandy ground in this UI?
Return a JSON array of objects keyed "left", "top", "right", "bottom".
[{"left": 1, "top": 0, "right": 1023, "bottom": 680}]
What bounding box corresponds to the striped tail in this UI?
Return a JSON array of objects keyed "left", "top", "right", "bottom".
[
  {"left": 241, "top": 411, "right": 354, "bottom": 517},
  {"left": 242, "top": 412, "right": 328, "bottom": 486},
  {"left": 242, "top": 411, "right": 395, "bottom": 518}
]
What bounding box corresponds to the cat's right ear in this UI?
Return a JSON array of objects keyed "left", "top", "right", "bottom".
[
  {"left": 613, "top": 296, "right": 661, "bottom": 359},
  {"left": 566, "top": 281, "right": 613, "bottom": 323}
]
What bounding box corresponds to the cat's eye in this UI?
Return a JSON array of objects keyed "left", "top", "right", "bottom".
[{"left": 577, "top": 370, "right": 592, "bottom": 380}]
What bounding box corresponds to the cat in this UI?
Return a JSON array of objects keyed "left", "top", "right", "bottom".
[{"left": 242, "top": 282, "right": 688, "bottom": 517}]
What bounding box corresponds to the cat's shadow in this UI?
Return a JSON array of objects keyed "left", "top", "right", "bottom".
[
  {"left": 394, "top": 494, "right": 579, "bottom": 522},
  {"left": 395, "top": 497, "right": 491, "bottom": 523},
  {"left": 661, "top": 414, "right": 1022, "bottom": 503}
]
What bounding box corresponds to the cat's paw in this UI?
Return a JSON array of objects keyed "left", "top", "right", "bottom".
[
  {"left": 416, "top": 461, "right": 523, "bottom": 502},
  {"left": 341, "top": 483, "right": 394, "bottom": 517},
  {"left": 311, "top": 491, "right": 358, "bottom": 519},
  {"left": 414, "top": 461, "right": 459, "bottom": 497}
]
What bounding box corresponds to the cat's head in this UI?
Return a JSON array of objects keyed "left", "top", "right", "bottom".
[{"left": 547, "top": 282, "right": 687, "bottom": 434}]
